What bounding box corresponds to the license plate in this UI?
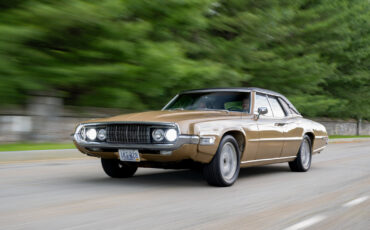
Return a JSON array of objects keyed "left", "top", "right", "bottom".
[{"left": 118, "top": 149, "right": 140, "bottom": 162}]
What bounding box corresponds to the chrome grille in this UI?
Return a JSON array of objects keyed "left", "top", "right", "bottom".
[{"left": 106, "top": 124, "right": 151, "bottom": 144}]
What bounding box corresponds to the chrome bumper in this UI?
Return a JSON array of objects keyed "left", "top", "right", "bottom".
[{"left": 74, "top": 135, "right": 200, "bottom": 151}]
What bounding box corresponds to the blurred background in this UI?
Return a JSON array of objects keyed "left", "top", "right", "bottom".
[{"left": 0, "top": 0, "right": 369, "bottom": 146}]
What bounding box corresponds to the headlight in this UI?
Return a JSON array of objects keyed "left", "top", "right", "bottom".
[
  {"left": 97, "top": 129, "right": 107, "bottom": 141},
  {"left": 86, "top": 128, "right": 97, "bottom": 140},
  {"left": 165, "top": 129, "right": 178, "bottom": 142},
  {"left": 152, "top": 129, "right": 165, "bottom": 142}
]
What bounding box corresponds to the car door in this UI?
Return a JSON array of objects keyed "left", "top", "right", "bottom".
[
  {"left": 277, "top": 97, "right": 303, "bottom": 157},
  {"left": 254, "top": 93, "right": 285, "bottom": 159}
]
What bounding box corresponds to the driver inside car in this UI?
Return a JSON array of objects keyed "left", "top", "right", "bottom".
[{"left": 242, "top": 98, "right": 250, "bottom": 112}]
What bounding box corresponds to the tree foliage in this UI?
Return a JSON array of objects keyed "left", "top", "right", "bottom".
[{"left": 0, "top": 0, "right": 368, "bottom": 118}]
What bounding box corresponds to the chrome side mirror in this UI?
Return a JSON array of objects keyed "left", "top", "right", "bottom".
[{"left": 255, "top": 107, "right": 268, "bottom": 119}]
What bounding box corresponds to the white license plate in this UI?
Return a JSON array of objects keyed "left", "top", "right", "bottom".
[{"left": 118, "top": 149, "right": 140, "bottom": 162}]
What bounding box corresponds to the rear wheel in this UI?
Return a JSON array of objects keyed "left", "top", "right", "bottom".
[
  {"left": 101, "top": 158, "right": 138, "bottom": 178},
  {"left": 203, "top": 135, "right": 240, "bottom": 187},
  {"left": 289, "top": 135, "right": 312, "bottom": 172}
]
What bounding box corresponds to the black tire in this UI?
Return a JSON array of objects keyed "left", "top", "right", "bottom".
[
  {"left": 289, "top": 135, "right": 312, "bottom": 172},
  {"left": 203, "top": 135, "right": 241, "bottom": 187},
  {"left": 101, "top": 158, "right": 138, "bottom": 178}
]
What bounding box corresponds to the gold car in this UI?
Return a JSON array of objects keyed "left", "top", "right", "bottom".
[{"left": 73, "top": 88, "right": 328, "bottom": 186}]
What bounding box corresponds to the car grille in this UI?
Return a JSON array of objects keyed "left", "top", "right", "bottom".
[{"left": 106, "top": 124, "right": 151, "bottom": 144}]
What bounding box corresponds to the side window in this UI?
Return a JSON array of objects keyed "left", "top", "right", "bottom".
[
  {"left": 223, "top": 92, "right": 250, "bottom": 113},
  {"left": 268, "top": 96, "right": 286, "bottom": 118},
  {"left": 254, "top": 93, "right": 273, "bottom": 117},
  {"left": 242, "top": 94, "right": 251, "bottom": 113},
  {"left": 278, "top": 98, "right": 291, "bottom": 115},
  {"left": 278, "top": 97, "right": 300, "bottom": 116}
]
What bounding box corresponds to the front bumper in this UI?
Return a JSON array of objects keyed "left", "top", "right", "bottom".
[
  {"left": 74, "top": 134, "right": 200, "bottom": 151},
  {"left": 73, "top": 122, "right": 200, "bottom": 151}
]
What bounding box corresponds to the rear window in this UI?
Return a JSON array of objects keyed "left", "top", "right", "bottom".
[
  {"left": 278, "top": 97, "right": 299, "bottom": 115},
  {"left": 268, "top": 96, "right": 285, "bottom": 118}
]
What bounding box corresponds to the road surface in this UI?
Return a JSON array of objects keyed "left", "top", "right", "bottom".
[{"left": 0, "top": 141, "right": 369, "bottom": 230}]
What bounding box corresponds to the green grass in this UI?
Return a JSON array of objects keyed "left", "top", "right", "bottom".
[
  {"left": 329, "top": 135, "right": 370, "bottom": 139},
  {"left": 0, "top": 142, "right": 75, "bottom": 152}
]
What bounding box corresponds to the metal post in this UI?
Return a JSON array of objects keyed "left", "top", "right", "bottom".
[{"left": 356, "top": 118, "right": 362, "bottom": 136}]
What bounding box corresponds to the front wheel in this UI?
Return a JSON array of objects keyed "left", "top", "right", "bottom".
[
  {"left": 289, "top": 135, "right": 312, "bottom": 172},
  {"left": 203, "top": 135, "right": 240, "bottom": 187},
  {"left": 101, "top": 158, "right": 138, "bottom": 178}
]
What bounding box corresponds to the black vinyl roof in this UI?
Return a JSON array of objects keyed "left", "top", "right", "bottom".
[
  {"left": 181, "top": 87, "right": 281, "bottom": 96},
  {"left": 180, "top": 87, "right": 300, "bottom": 114}
]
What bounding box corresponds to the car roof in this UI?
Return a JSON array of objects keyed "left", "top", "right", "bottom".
[
  {"left": 181, "top": 87, "right": 279, "bottom": 96},
  {"left": 180, "top": 87, "right": 300, "bottom": 114}
]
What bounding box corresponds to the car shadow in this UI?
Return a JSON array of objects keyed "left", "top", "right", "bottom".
[
  {"left": 77, "top": 169, "right": 205, "bottom": 188},
  {"left": 76, "top": 164, "right": 291, "bottom": 188}
]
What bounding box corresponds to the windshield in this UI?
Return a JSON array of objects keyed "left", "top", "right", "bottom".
[{"left": 164, "top": 92, "right": 251, "bottom": 113}]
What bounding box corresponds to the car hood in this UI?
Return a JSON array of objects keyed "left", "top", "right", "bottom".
[{"left": 82, "top": 110, "right": 245, "bottom": 134}]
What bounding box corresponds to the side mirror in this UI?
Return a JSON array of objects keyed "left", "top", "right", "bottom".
[
  {"left": 255, "top": 107, "right": 268, "bottom": 119},
  {"left": 258, "top": 107, "right": 268, "bottom": 115}
]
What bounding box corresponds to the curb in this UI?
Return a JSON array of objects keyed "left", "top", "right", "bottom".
[{"left": 329, "top": 138, "right": 370, "bottom": 144}]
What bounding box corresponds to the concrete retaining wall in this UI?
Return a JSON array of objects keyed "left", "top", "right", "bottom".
[
  {"left": 312, "top": 118, "right": 369, "bottom": 136},
  {"left": 0, "top": 95, "right": 369, "bottom": 143},
  {"left": 0, "top": 95, "right": 129, "bottom": 143}
]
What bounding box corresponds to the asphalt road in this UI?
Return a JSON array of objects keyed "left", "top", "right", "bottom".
[{"left": 0, "top": 141, "right": 369, "bottom": 230}]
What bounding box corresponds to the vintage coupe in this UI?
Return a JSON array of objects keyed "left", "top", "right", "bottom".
[{"left": 73, "top": 88, "right": 328, "bottom": 186}]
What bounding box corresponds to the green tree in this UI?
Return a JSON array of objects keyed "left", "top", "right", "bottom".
[
  {"left": 197, "top": 0, "right": 369, "bottom": 118},
  {"left": 0, "top": 0, "right": 241, "bottom": 110},
  {"left": 0, "top": 0, "right": 368, "bottom": 119}
]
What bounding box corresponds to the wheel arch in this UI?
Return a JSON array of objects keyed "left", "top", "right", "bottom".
[
  {"left": 304, "top": 132, "right": 315, "bottom": 147},
  {"left": 222, "top": 130, "right": 246, "bottom": 158},
  {"left": 194, "top": 124, "right": 247, "bottom": 163}
]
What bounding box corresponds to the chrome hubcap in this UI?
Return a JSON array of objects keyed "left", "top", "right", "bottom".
[
  {"left": 300, "top": 139, "right": 311, "bottom": 169},
  {"left": 220, "top": 142, "right": 237, "bottom": 181}
]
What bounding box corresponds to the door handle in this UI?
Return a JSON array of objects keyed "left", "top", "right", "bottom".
[{"left": 274, "top": 122, "right": 286, "bottom": 126}]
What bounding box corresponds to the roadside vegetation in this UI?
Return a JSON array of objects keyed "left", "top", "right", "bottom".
[
  {"left": 0, "top": 142, "right": 75, "bottom": 152},
  {"left": 0, "top": 0, "right": 369, "bottom": 121},
  {"left": 329, "top": 135, "right": 370, "bottom": 139}
]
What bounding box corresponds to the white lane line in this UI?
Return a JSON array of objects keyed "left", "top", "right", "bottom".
[
  {"left": 284, "top": 215, "right": 326, "bottom": 230},
  {"left": 342, "top": 196, "right": 369, "bottom": 208}
]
